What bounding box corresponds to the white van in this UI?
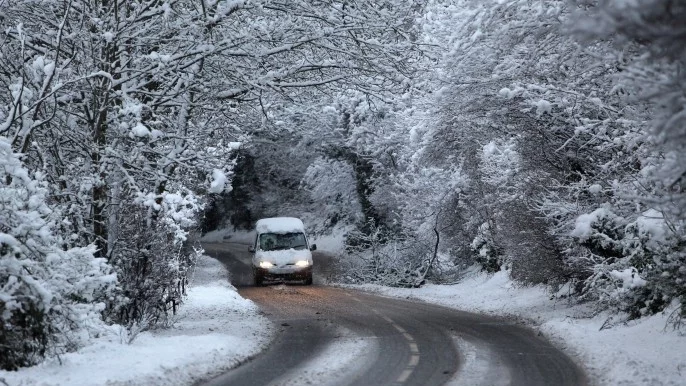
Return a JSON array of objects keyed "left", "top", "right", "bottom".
[{"left": 249, "top": 217, "right": 316, "bottom": 286}]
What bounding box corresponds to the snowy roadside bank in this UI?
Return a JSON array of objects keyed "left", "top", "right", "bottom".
[
  {"left": 350, "top": 270, "right": 686, "bottom": 386},
  {"left": 0, "top": 254, "right": 272, "bottom": 386}
]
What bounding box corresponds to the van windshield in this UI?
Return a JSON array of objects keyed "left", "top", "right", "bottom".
[{"left": 258, "top": 232, "right": 308, "bottom": 251}]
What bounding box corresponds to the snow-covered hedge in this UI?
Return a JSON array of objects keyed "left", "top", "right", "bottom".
[{"left": 0, "top": 138, "right": 116, "bottom": 370}]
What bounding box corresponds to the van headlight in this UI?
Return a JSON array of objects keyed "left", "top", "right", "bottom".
[
  {"left": 295, "top": 260, "right": 310, "bottom": 267},
  {"left": 259, "top": 261, "right": 274, "bottom": 269}
]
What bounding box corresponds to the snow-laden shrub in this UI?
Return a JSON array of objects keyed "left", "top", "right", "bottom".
[
  {"left": 571, "top": 206, "right": 626, "bottom": 261},
  {"left": 568, "top": 205, "right": 685, "bottom": 320},
  {"left": 0, "top": 138, "right": 116, "bottom": 370},
  {"left": 471, "top": 222, "right": 502, "bottom": 273},
  {"left": 570, "top": 206, "right": 637, "bottom": 305},
  {"left": 341, "top": 227, "right": 432, "bottom": 288},
  {"left": 106, "top": 189, "right": 202, "bottom": 330},
  {"left": 623, "top": 209, "right": 669, "bottom": 270},
  {"left": 655, "top": 244, "right": 686, "bottom": 324},
  {"left": 621, "top": 211, "right": 684, "bottom": 321}
]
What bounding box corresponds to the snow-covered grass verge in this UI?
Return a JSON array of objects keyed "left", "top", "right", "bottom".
[
  {"left": 350, "top": 269, "right": 686, "bottom": 386},
  {"left": 0, "top": 254, "right": 272, "bottom": 386}
]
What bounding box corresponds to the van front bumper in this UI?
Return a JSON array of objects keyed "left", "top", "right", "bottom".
[{"left": 255, "top": 266, "right": 312, "bottom": 281}]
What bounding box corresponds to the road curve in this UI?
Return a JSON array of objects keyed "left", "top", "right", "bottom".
[{"left": 201, "top": 242, "right": 587, "bottom": 386}]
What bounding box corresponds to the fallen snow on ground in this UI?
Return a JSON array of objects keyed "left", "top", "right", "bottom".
[
  {"left": 0, "top": 254, "right": 271, "bottom": 386},
  {"left": 352, "top": 269, "right": 686, "bottom": 386}
]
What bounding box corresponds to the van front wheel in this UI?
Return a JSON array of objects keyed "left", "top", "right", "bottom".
[{"left": 304, "top": 273, "right": 313, "bottom": 286}]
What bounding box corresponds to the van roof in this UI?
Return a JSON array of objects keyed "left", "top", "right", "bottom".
[{"left": 255, "top": 217, "right": 305, "bottom": 234}]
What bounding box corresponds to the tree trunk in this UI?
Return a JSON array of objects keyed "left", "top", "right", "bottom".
[{"left": 91, "top": 0, "right": 117, "bottom": 259}]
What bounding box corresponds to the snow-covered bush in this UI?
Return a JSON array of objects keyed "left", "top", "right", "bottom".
[
  {"left": 106, "top": 190, "right": 203, "bottom": 330},
  {"left": 470, "top": 223, "right": 502, "bottom": 273},
  {"left": 0, "top": 138, "right": 116, "bottom": 370},
  {"left": 621, "top": 212, "right": 684, "bottom": 320},
  {"left": 564, "top": 204, "right": 684, "bottom": 320},
  {"left": 341, "top": 225, "right": 432, "bottom": 288},
  {"left": 571, "top": 207, "right": 626, "bottom": 262},
  {"left": 655, "top": 244, "right": 686, "bottom": 323}
]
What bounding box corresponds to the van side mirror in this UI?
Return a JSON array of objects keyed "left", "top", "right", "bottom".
[
  {"left": 309, "top": 244, "right": 317, "bottom": 251},
  {"left": 248, "top": 246, "right": 255, "bottom": 253}
]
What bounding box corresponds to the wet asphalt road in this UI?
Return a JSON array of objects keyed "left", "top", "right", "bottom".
[{"left": 201, "top": 242, "right": 587, "bottom": 386}]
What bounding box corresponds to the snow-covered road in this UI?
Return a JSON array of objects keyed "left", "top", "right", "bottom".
[
  {"left": 202, "top": 242, "right": 586, "bottom": 386},
  {"left": 8, "top": 239, "right": 677, "bottom": 386}
]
